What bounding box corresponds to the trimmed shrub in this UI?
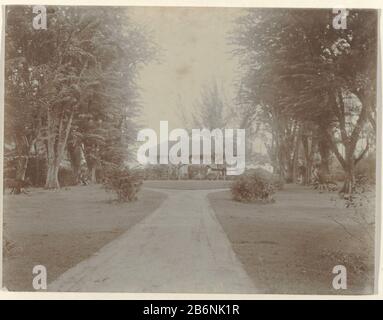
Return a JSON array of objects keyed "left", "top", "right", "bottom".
[
  {"left": 231, "top": 171, "right": 275, "bottom": 203},
  {"left": 102, "top": 166, "right": 143, "bottom": 202}
]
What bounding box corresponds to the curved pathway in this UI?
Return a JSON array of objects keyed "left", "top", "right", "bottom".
[{"left": 49, "top": 188, "right": 256, "bottom": 293}]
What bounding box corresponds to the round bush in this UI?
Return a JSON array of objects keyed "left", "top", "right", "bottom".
[
  {"left": 102, "top": 166, "right": 143, "bottom": 202},
  {"left": 231, "top": 172, "right": 275, "bottom": 203}
]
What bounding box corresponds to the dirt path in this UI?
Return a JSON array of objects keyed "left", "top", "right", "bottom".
[{"left": 49, "top": 188, "right": 256, "bottom": 293}]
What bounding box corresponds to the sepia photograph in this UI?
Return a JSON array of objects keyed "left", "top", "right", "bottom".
[{"left": 1, "top": 4, "right": 379, "bottom": 295}]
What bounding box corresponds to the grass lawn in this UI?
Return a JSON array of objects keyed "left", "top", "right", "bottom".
[
  {"left": 2, "top": 180, "right": 375, "bottom": 294},
  {"left": 3, "top": 185, "right": 167, "bottom": 291},
  {"left": 208, "top": 184, "right": 375, "bottom": 294}
]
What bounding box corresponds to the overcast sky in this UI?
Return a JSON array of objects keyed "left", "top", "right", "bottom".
[{"left": 128, "top": 7, "right": 244, "bottom": 140}]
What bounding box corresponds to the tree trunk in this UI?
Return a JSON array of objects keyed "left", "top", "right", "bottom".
[
  {"left": 340, "top": 163, "right": 355, "bottom": 195},
  {"left": 16, "top": 156, "right": 29, "bottom": 180},
  {"left": 286, "top": 146, "right": 299, "bottom": 183},
  {"left": 91, "top": 166, "right": 97, "bottom": 183},
  {"left": 339, "top": 148, "right": 356, "bottom": 194},
  {"left": 291, "top": 132, "right": 300, "bottom": 183},
  {"left": 45, "top": 159, "right": 60, "bottom": 189},
  {"left": 14, "top": 134, "right": 30, "bottom": 180},
  {"left": 318, "top": 136, "right": 330, "bottom": 177},
  {"left": 276, "top": 142, "right": 286, "bottom": 183},
  {"left": 68, "top": 143, "right": 82, "bottom": 183},
  {"left": 301, "top": 134, "right": 313, "bottom": 185},
  {"left": 329, "top": 89, "right": 369, "bottom": 196},
  {"left": 303, "top": 160, "right": 312, "bottom": 185},
  {"left": 286, "top": 162, "right": 294, "bottom": 183},
  {"left": 45, "top": 122, "right": 61, "bottom": 189},
  {"left": 45, "top": 108, "right": 74, "bottom": 189}
]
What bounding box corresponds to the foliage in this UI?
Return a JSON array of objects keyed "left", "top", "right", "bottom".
[
  {"left": 244, "top": 168, "right": 284, "bottom": 189},
  {"left": 143, "top": 164, "right": 170, "bottom": 180},
  {"left": 102, "top": 166, "right": 143, "bottom": 202},
  {"left": 192, "top": 81, "right": 228, "bottom": 129},
  {"left": 4, "top": 5, "right": 156, "bottom": 188},
  {"left": 231, "top": 171, "right": 275, "bottom": 203},
  {"left": 344, "top": 174, "right": 373, "bottom": 209},
  {"left": 311, "top": 175, "right": 338, "bottom": 192},
  {"left": 231, "top": 9, "right": 377, "bottom": 192}
]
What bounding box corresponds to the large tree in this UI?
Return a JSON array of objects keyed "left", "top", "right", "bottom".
[
  {"left": 5, "top": 6, "right": 155, "bottom": 188},
  {"left": 231, "top": 9, "right": 377, "bottom": 191},
  {"left": 192, "top": 81, "right": 229, "bottom": 130}
]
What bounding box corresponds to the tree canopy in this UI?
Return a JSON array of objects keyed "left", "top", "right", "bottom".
[
  {"left": 4, "top": 6, "right": 156, "bottom": 188},
  {"left": 231, "top": 9, "right": 377, "bottom": 193}
]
